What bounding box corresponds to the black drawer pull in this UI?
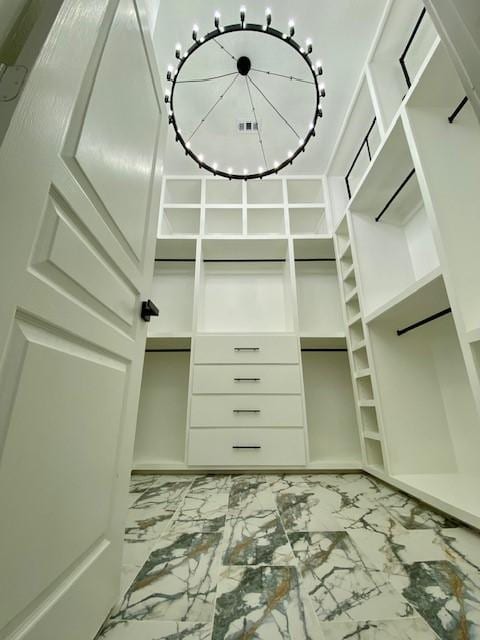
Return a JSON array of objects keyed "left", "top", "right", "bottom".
[
  {"left": 233, "top": 409, "right": 261, "bottom": 414},
  {"left": 234, "top": 378, "right": 261, "bottom": 382},
  {"left": 232, "top": 445, "right": 261, "bottom": 449},
  {"left": 234, "top": 347, "right": 260, "bottom": 352}
]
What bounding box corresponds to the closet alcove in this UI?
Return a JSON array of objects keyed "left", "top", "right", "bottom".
[{"left": 133, "top": 0, "right": 480, "bottom": 529}]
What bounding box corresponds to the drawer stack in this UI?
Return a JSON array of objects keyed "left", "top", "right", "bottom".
[{"left": 188, "top": 335, "right": 307, "bottom": 466}]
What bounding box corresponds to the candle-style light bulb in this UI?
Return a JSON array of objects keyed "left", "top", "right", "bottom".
[
  {"left": 166, "top": 65, "right": 173, "bottom": 81},
  {"left": 288, "top": 19, "right": 295, "bottom": 37},
  {"left": 214, "top": 10, "right": 221, "bottom": 29},
  {"left": 175, "top": 43, "right": 181, "bottom": 59},
  {"left": 192, "top": 24, "right": 199, "bottom": 41},
  {"left": 240, "top": 5, "right": 246, "bottom": 26},
  {"left": 318, "top": 106, "right": 323, "bottom": 118},
  {"left": 306, "top": 38, "right": 313, "bottom": 54},
  {"left": 315, "top": 60, "right": 323, "bottom": 75},
  {"left": 265, "top": 7, "right": 272, "bottom": 26},
  {"left": 320, "top": 83, "right": 326, "bottom": 98},
  {"left": 164, "top": 89, "right": 170, "bottom": 103}
]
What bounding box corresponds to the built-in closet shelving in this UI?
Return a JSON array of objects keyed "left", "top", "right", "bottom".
[
  {"left": 327, "top": 0, "right": 480, "bottom": 528},
  {"left": 134, "top": 175, "right": 361, "bottom": 472}
]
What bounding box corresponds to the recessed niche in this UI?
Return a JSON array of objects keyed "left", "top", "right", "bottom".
[
  {"left": 287, "top": 179, "right": 324, "bottom": 204},
  {"left": 247, "top": 208, "right": 285, "bottom": 235},
  {"left": 205, "top": 208, "right": 243, "bottom": 235},
  {"left": 160, "top": 208, "right": 200, "bottom": 235},
  {"left": 163, "top": 179, "right": 201, "bottom": 204},
  {"left": 289, "top": 207, "right": 328, "bottom": 235},
  {"left": 247, "top": 179, "right": 283, "bottom": 204},
  {"left": 205, "top": 179, "right": 242, "bottom": 205}
]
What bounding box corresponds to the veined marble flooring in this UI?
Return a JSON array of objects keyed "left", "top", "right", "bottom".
[{"left": 97, "top": 473, "right": 480, "bottom": 639}]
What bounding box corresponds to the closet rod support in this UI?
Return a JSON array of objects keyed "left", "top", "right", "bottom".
[
  {"left": 396, "top": 307, "right": 451, "bottom": 336},
  {"left": 375, "top": 168, "right": 416, "bottom": 222},
  {"left": 345, "top": 117, "right": 377, "bottom": 200},
  {"left": 448, "top": 96, "right": 468, "bottom": 123},
  {"left": 399, "top": 7, "right": 427, "bottom": 89}
]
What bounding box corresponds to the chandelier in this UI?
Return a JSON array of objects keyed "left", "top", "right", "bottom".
[{"left": 165, "top": 7, "right": 325, "bottom": 180}]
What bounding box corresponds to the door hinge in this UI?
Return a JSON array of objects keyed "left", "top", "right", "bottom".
[{"left": 0, "top": 63, "right": 28, "bottom": 102}]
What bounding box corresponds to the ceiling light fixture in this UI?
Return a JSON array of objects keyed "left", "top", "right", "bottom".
[{"left": 167, "top": 6, "right": 326, "bottom": 180}]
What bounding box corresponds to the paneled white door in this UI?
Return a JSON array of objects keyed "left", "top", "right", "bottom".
[{"left": 0, "top": 1, "right": 164, "bottom": 638}]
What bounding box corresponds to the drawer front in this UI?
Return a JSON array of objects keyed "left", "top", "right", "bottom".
[
  {"left": 188, "top": 428, "right": 306, "bottom": 466},
  {"left": 192, "top": 364, "right": 302, "bottom": 394},
  {"left": 194, "top": 335, "right": 298, "bottom": 364},
  {"left": 190, "top": 395, "right": 304, "bottom": 428}
]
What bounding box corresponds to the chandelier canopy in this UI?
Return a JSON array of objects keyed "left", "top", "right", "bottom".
[{"left": 165, "top": 7, "right": 325, "bottom": 180}]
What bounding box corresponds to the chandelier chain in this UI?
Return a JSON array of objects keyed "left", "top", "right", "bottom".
[
  {"left": 213, "top": 38, "right": 237, "bottom": 61},
  {"left": 177, "top": 71, "right": 238, "bottom": 84},
  {"left": 248, "top": 75, "right": 301, "bottom": 140},
  {"left": 186, "top": 73, "right": 239, "bottom": 142},
  {"left": 252, "top": 67, "right": 314, "bottom": 85},
  {"left": 245, "top": 77, "right": 268, "bottom": 168}
]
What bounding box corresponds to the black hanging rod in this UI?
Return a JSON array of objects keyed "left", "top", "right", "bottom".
[
  {"left": 146, "top": 348, "right": 191, "bottom": 352},
  {"left": 203, "top": 258, "right": 286, "bottom": 263},
  {"left": 399, "top": 7, "right": 427, "bottom": 89},
  {"left": 301, "top": 348, "right": 348, "bottom": 352},
  {"left": 375, "top": 168, "right": 416, "bottom": 223},
  {"left": 345, "top": 117, "right": 377, "bottom": 200},
  {"left": 396, "top": 308, "right": 451, "bottom": 337},
  {"left": 448, "top": 96, "right": 469, "bottom": 123},
  {"left": 295, "top": 258, "right": 336, "bottom": 262},
  {"left": 155, "top": 258, "right": 196, "bottom": 262}
]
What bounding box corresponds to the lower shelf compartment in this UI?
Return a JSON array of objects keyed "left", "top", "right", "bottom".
[{"left": 188, "top": 428, "right": 306, "bottom": 466}]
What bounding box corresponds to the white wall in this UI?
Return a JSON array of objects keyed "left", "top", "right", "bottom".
[{"left": 0, "top": 0, "right": 27, "bottom": 46}]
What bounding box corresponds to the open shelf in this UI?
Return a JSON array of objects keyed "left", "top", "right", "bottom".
[
  {"left": 247, "top": 208, "right": 285, "bottom": 235},
  {"left": 360, "top": 405, "right": 379, "bottom": 436},
  {"left": 160, "top": 207, "right": 200, "bottom": 236},
  {"left": 404, "top": 43, "right": 480, "bottom": 336},
  {"left": 163, "top": 178, "right": 201, "bottom": 204},
  {"left": 289, "top": 207, "right": 328, "bottom": 235},
  {"left": 205, "top": 208, "right": 243, "bottom": 235},
  {"left": 303, "top": 349, "right": 361, "bottom": 465},
  {"left": 247, "top": 179, "right": 283, "bottom": 205},
  {"left": 368, "top": 279, "right": 480, "bottom": 481},
  {"left": 350, "top": 118, "right": 440, "bottom": 317},
  {"left": 368, "top": 0, "right": 438, "bottom": 131},
  {"left": 287, "top": 178, "right": 324, "bottom": 204},
  {"left": 149, "top": 261, "right": 195, "bottom": 337},
  {"left": 205, "top": 178, "right": 242, "bottom": 205},
  {"left": 197, "top": 239, "right": 294, "bottom": 334},
  {"left": 328, "top": 77, "right": 381, "bottom": 221},
  {"left": 300, "top": 337, "right": 347, "bottom": 350},
  {"left": 134, "top": 349, "right": 189, "bottom": 467},
  {"left": 365, "top": 438, "right": 384, "bottom": 470}
]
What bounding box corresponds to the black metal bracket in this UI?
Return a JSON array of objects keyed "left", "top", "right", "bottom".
[
  {"left": 345, "top": 117, "right": 377, "bottom": 200},
  {"left": 396, "top": 308, "right": 451, "bottom": 336},
  {"left": 375, "top": 168, "right": 416, "bottom": 222},
  {"left": 141, "top": 299, "right": 159, "bottom": 322},
  {"left": 399, "top": 8, "right": 427, "bottom": 89},
  {"left": 448, "top": 96, "right": 469, "bottom": 123}
]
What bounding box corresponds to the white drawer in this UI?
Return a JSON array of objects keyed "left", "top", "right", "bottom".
[
  {"left": 188, "top": 428, "right": 306, "bottom": 466},
  {"left": 192, "top": 364, "right": 302, "bottom": 394},
  {"left": 194, "top": 335, "right": 298, "bottom": 364},
  {"left": 190, "top": 395, "right": 304, "bottom": 428}
]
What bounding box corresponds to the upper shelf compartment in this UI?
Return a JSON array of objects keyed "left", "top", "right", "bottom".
[
  {"left": 205, "top": 178, "right": 242, "bottom": 205},
  {"left": 163, "top": 178, "right": 201, "bottom": 205},
  {"left": 287, "top": 179, "right": 324, "bottom": 205},
  {"left": 327, "top": 78, "right": 381, "bottom": 225},
  {"left": 368, "top": 0, "right": 438, "bottom": 132},
  {"left": 247, "top": 179, "right": 283, "bottom": 205},
  {"left": 349, "top": 117, "right": 439, "bottom": 318}
]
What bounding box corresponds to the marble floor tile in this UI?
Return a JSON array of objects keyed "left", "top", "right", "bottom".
[
  {"left": 289, "top": 531, "right": 416, "bottom": 622},
  {"left": 124, "top": 480, "right": 192, "bottom": 544},
  {"left": 169, "top": 493, "right": 229, "bottom": 533},
  {"left": 212, "top": 565, "right": 323, "bottom": 639},
  {"left": 228, "top": 475, "right": 276, "bottom": 512},
  {"left": 320, "top": 618, "right": 439, "bottom": 639},
  {"left": 275, "top": 485, "right": 344, "bottom": 532},
  {"left": 222, "top": 508, "right": 295, "bottom": 566},
  {"left": 103, "top": 531, "right": 223, "bottom": 635},
  {"left": 392, "top": 560, "right": 480, "bottom": 639},
  {"left": 381, "top": 492, "right": 460, "bottom": 530},
  {"left": 189, "top": 475, "right": 232, "bottom": 495},
  {"left": 98, "top": 620, "right": 211, "bottom": 639}
]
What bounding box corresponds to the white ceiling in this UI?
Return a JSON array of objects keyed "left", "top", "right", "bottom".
[{"left": 154, "top": 0, "right": 388, "bottom": 176}]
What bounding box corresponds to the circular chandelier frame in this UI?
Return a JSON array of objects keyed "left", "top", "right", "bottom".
[{"left": 166, "top": 15, "right": 325, "bottom": 181}]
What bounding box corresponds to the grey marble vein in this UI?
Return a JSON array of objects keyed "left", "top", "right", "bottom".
[{"left": 212, "top": 565, "right": 322, "bottom": 639}]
